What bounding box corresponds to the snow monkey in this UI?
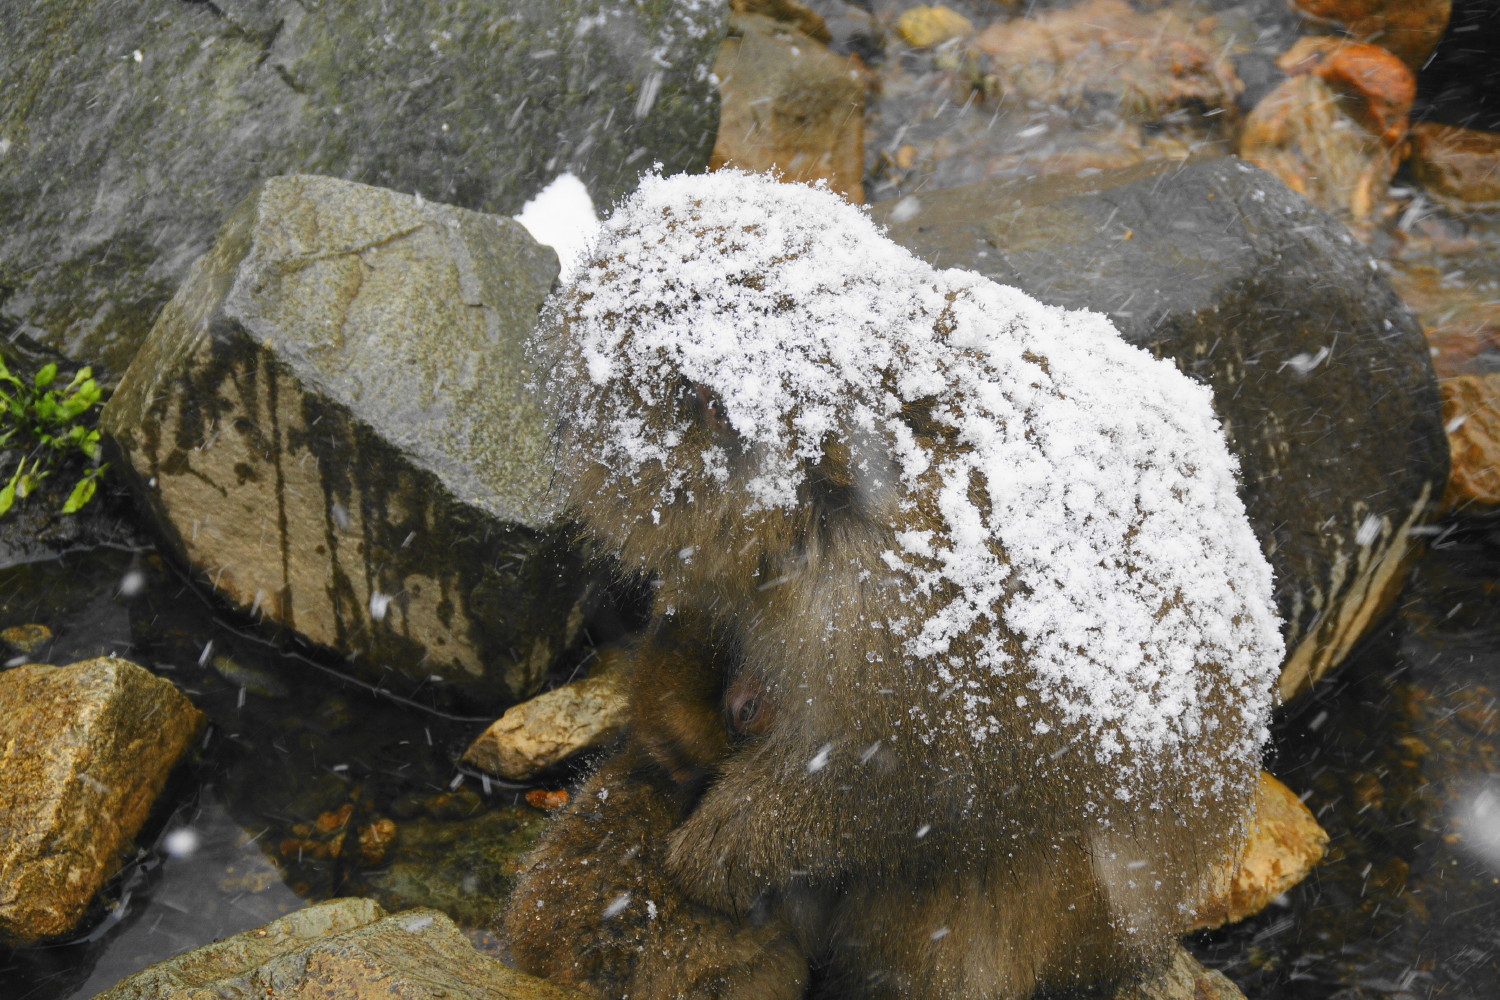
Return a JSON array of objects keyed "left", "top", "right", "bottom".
[{"left": 516, "top": 170, "right": 1284, "bottom": 999}]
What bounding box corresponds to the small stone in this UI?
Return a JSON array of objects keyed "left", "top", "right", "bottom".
[
  {"left": 1191, "top": 772, "right": 1330, "bottom": 931},
  {"left": 1409, "top": 123, "right": 1500, "bottom": 211},
  {"left": 0, "top": 623, "right": 52, "bottom": 656},
  {"left": 1281, "top": 38, "right": 1415, "bottom": 144},
  {"left": 0, "top": 657, "right": 204, "bottom": 945},
  {"left": 356, "top": 818, "right": 399, "bottom": 868},
  {"left": 464, "top": 649, "right": 631, "bottom": 781},
  {"left": 731, "top": 0, "right": 831, "bottom": 43},
  {"left": 1113, "top": 943, "right": 1246, "bottom": 1000},
  {"left": 711, "top": 12, "right": 871, "bottom": 202},
  {"left": 526, "top": 788, "right": 571, "bottom": 812},
  {"left": 895, "top": 5, "right": 975, "bottom": 49},
  {"left": 1438, "top": 374, "right": 1500, "bottom": 512},
  {"left": 1289, "top": 0, "right": 1451, "bottom": 69}
]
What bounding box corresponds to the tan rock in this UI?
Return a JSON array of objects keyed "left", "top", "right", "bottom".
[
  {"left": 0, "top": 623, "right": 51, "bottom": 655},
  {"left": 91, "top": 897, "right": 586, "bottom": 999},
  {"left": 1409, "top": 123, "right": 1500, "bottom": 211},
  {"left": 895, "top": 5, "right": 975, "bottom": 49},
  {"left": 1290, "top": 0, "right": 1451, "bottom": 69},
  {"left": 1115, "top": 943, "right": 1246, "bottom": 1000},
  {"left": 1437, "top": 374, "right": 1500, "bottom": 512},
  {"left": 972, "top": 0, "right": 1239, "bottom": 125},
  {"left": 711, "top": 12, "right": 870, "bottom": 202},
  {"left": 0, "top": 657, "right": 203, "bottom": 945},
  {"left": 464, "top": 650, "right": 630, "bottom": 780},
  {"left": 1279, "top": 38, "right": 1415, "bottom": 145},
  {"left": 1191, "top": 772, "right": 1329, "bottom": 931},
  {"left": 1385, "top": 261, "right": 1500, "bottom": 379}
]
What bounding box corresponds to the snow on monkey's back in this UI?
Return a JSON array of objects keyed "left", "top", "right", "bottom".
[{"left": 538, "top": 170, "right": 1282, "bottom": 793}]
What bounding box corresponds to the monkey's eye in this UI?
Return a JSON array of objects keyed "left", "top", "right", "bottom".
[{"left": 729, "top": 689, "right": 761, "bottom": 732}]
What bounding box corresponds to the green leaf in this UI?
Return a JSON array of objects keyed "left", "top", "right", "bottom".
[
  {"left": 0, "top": 479, "right": 14, "bottom": 517},
  {"left": 61, "top": 475, "right": 97, "bottom": 514},
  {"left": 64, "top": 366, "right": 93, "bottom": 392},
  {"left": 33, "top": 363, "right": 57, "bottom": 389}
]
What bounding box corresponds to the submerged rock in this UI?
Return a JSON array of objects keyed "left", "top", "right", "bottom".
[
  {"left": 91, "top": 897, "right": 585, "bottom": 999},
  {"left": 1408, "top": 123, "right": 1500, "bottom": 211},
  {"left": 101, "top": 175, "right": 590, "bottom": 707},
  {"left": 874, "top": 158, "right": 1448, "bottom": 699},
  {"left": 1289, "top": 0, "right": 1451, "bottom": 69},
  {"left": 0, "top": 656, "right": 203, "bottom": 946},
  {"left": 0, "top": 0, "right": 725, "bottom": 377}
]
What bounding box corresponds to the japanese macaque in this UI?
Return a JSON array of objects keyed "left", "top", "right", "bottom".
[
  {"left": 520, "top": 171, "right": 1284, "bottom": 1000},
  {"left": 503, "top": 615, "right": 803, "bottom": 1000}
]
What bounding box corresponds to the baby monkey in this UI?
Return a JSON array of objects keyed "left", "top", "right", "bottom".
[{"left": 503, "top": 613, "right": 801, "bottom": 1000}]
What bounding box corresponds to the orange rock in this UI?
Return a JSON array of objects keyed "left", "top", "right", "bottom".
[
  {"left": 1288, "top": 40, "right": 1415, "bottom": 144},
  {"left": 1239, "top": 65, "right": 1402, "bottom": 221},
  {"left": 711, "top": 12, "right": 870, "bottom": 202},
  {"left": 525, "top": 788, "right": 570, "bottom": 811},
  {"left": 1409, "top": 123, "right": 1500, "bottom": 211},
  {"left": 1289, "top": 0, "right": 1451, "bottom": 69},
  {"left": 1191, "top": 771, "right": 1329, "bottom": 931},
  {"left": 1438, "top": 374, "right": 1500, "bottom": 512},
  {"left": 356, "top": 818, "right": 399, "bottom": 868}
]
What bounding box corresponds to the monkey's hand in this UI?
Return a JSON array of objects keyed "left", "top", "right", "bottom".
[{"left": 666, "top": 745, "right": 853, "bottom": 914}]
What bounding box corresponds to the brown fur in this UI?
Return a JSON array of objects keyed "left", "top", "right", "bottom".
[{"left": 525, "top": 192, "right": 1264, "bottom": 999}]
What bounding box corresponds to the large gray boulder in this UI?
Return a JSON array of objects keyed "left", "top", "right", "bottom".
[
  {"left": 91, "top": 897, "right": 586, "bottom": 999},
  {"left": 101, "top": 174, "right": 585, "bottom": 707},
  {"left": 874, "top": 157, "right": 1449, "bottom": 699},
  {"left": 0, "top": 0, "right": 726, "bottom": 377}
]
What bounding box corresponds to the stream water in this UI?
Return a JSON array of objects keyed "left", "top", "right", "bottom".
[{"left": 0, "top": 523, "right": 1498, "bottom": 998}]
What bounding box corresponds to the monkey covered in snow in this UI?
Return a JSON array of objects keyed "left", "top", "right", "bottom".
[{"left": 507, "top": 171, "right": 1283, "bottom": 999}]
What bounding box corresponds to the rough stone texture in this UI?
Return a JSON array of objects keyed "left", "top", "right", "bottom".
[
  {"left": 894, "top": 5, "right": 975, "bottom": 49},
  {"left": 1409, "top": 123, "right": 1500, "bottom": 211},
  {"left": 1239, "top": 44, "right": 1411, "bottom": 223},
  {"left": 100, "top": 175, "right": 590, "bottom": 708},
  {"left": 1438, "top": 374, "right": 1500, "bottom": 512},
  {"left": 1290, "top": 0, "right": 1451, "bottom": 69},
  {"left": 1116, "top": 944, "right": 1246, "bottom": 1000},
  {"left": 1192, "top": 772, "right": 1330, "bottom": 931},
  {"left": 0, "top": 0, "right": 726, "bottom": 378},
  {"left": 464, "top": 650, "right": 630, "bottom": 780},
  {"left": 711, "top": 12, "right": 869, "bottom": 203},
  {"left": 91, "top": 897, "right": 586, "bottom": 1000},
  {"left": 971, "top": 0, "right": 1240, "bottom": 126},
  {"left": 873, "top": 158, "right": 1448, "bottom": 699},
  {"left": 1386, "top": 261, "right": 1500, "bottom": 379},
  {"left": 0, "top": 657, "right": 203, "bottom": 946}
]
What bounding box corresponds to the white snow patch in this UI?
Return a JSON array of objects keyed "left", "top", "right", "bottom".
[{"left": 515, "top": 172, "right": 600, "bottom": 282}]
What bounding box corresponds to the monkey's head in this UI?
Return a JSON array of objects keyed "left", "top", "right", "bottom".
[{"left": 530, "top": 171, "right": 942, "bottom": 598}]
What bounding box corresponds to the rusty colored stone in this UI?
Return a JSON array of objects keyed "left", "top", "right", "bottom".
[
  {"left": 1191, "top": 772, "right": 1329, "bottom": 931},
  {"left": 711, "top": 12, "right": 870, "bottom": 202},
  {"left": 1239, "top": 70, "right": 1402, "bottom": 221},
  {"left": 0, "top": 657, "right": 203, "bottom": 945},
  {"left": 1279, "top": 38, "right": 1415, "bottom": 144},
  {"left": 1290, "top": 0, "right": 1451, "bottom": 69},
  {"left": 731, "top": 0, "right": 831, "bottom": 44},
  {"left": 1438, "top": 374, "right": 1500, "bottom": 512},
  {"left": 1409, "top": 122, "right": 1500, "bottom": 211}
]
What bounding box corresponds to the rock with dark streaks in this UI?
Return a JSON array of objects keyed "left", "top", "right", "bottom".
[
  {"left": 0, "top": 0, "right": 725, "bottom": 378},
  {"left": 100, "top": 175, "right": 591, "bottom": 708},
  {"left": 874, "top": 158, "right": 1448, "bottom": 698}
]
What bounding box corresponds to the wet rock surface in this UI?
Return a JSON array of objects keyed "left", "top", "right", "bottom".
[
  {"left": 712, "top": 11, "right": 870, "bottom": 202},
  {"left": 874, "top": 157, "right": 1449, "bottom": 699},
  {"left": 0, "top": 656, "right": 203, "bottom": 946},
  {"left": 101, "top": 174, "right": 591, "bottom": 708},
  {"left": 1437, "top": 373, "right": 1500, "bottom": 512},
  {"left": 0, "top": 0, "right": 725, "bottom": 376},
  {"left": 91, "top": 896, "right": 585, "bottom": 1000},
  {"left": 1409, "top": 123, "right": 1500, "bottom": 211}
]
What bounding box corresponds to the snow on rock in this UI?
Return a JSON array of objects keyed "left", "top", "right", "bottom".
[
  {"left": 538, "top": 169, "right": 1282, "bottom": 778},
  {"left": 514, "top": 172, "right": 599, "bottom": 282}
]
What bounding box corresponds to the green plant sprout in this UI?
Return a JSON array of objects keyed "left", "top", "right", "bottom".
[{"left": 0, "top": 355, "right": 108, "bottom": 517}]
